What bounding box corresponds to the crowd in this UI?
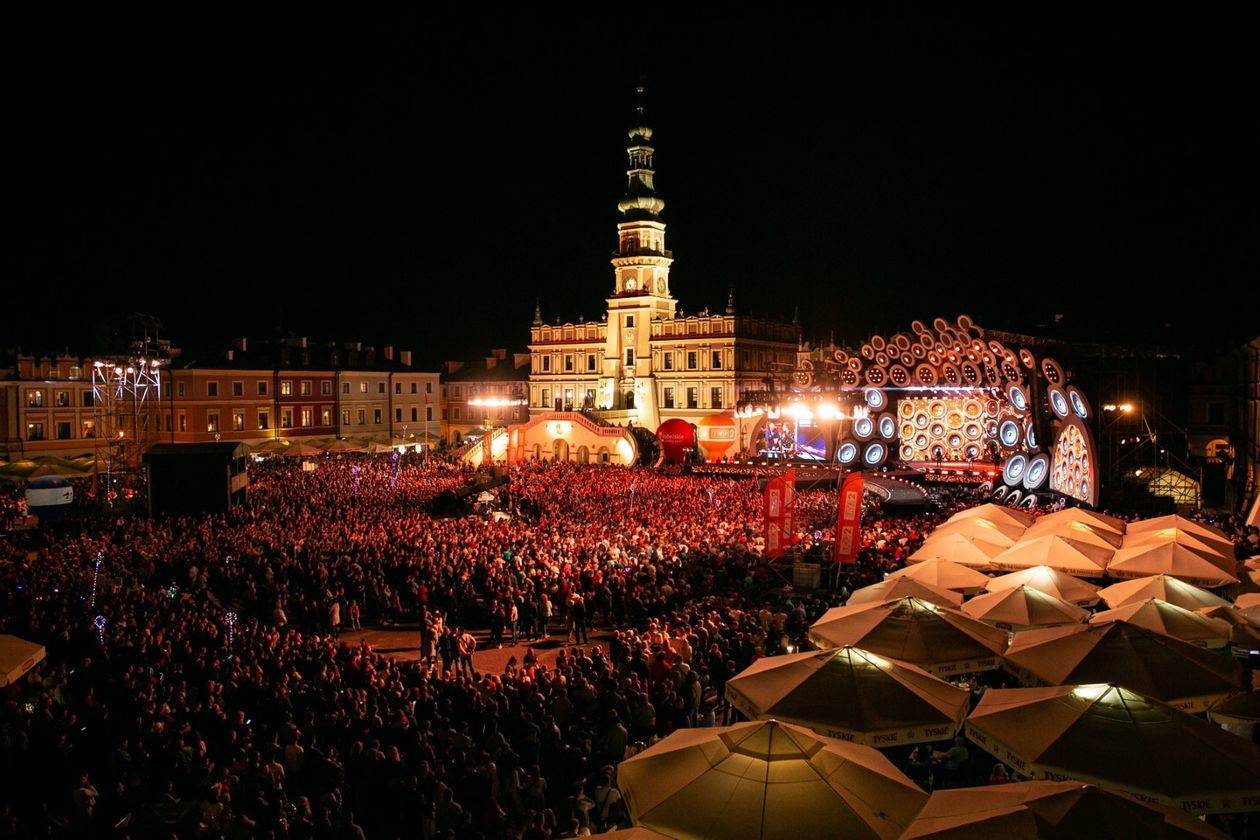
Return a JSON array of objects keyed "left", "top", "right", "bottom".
[{"left": 1, "top": 456, "right": 1256, "bottom": 838}]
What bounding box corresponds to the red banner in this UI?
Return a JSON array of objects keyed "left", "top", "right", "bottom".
[
  {"left": 833, "top": 471, "right": 865, "bottom": 564},
  {"left": 763, "top": 469, "right": 796, "bottom": 558}
]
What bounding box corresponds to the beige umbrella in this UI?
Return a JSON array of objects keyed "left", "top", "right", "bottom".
[
  {"left": 989, "top": 536, "right": 1112, "bottom": 577},
  {"left": 1195, "top": 605, "right": 1260, "bottom": 648},
  {"left": 847, "top": 578, "right": 963, "bottom": 608},
  {"left": 901, "top": 780, "right": 1228, "bottom": 839},
  {"left": 907, "top": 532, "right": 1005, "bottom": 570},
  {"left": 1090, "top": 599, "right": 1233, "bottom": 649},
  {"left": 1106, "top": 541, "right": 1237, "bottom": 587},
  {"left": 616, "top": 718, "right": 928, "bottom": 840},
  {"left": 724, "top": 647, "right": 969, "bottom": 747},
  {"left": 591, "top": 830, "right": 675, "bottom": 840},
  {"left": 887, "top": 559, "right": 991, "bottom": 593},
  {"left": 1125, "top": 516, "right": 1236, "bottom": 560},
  {"left": 320, "top": 437, "right": 366, "bottom": 453},
  {"left": 929, "top": 517, "right": 1026, "bottom": 548},
  {"left": 1028, "top": 507, "right": 1127, "bottom": 536},
  {"left": 250, "top": 439, "right": 289, "bottom": 454},
  {"left": 809, "top": 597, "right": 1008, "bottom": 676},
  {"left": 965, "top": 684, "right": 1260, "bottom": 814},
  {"left": 948, "top": 503, "right": 1035, "bottom": 530},
  {"left": 1002, "top": 621, "right": 1246, "bottom": 713},
  {"left": 1021, "top": 517, "right": 1124, "bottom": 549},
  {"left": 984, "top": 565, "right": 1100, "bottom": 606},
  {"left": 281, "top": 441, "right": 323, "bottom": 457},
  {"left": 1207, "top": 693, "right": 1260, "bottom": 727},
  {"left": 960, "top": 586, "right": 1088, "bottom": 632},
  {"left": 0, "top": 635, "right": 46, "bottom": 687},
  {"left": 1097, "top": 575, "right": 1232, "bottom": 611}
]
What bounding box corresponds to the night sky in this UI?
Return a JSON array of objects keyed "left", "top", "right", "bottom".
[{"left": 10, "top": 12, "right": 1257, "bottom": 365}]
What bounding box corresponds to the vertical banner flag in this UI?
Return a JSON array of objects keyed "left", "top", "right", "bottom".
[
  {"left": 763, "top": 469, "right": 796, "bottom": 558},
  {"left": 833, "top": 471, "right": 865, "bottom": 564}
]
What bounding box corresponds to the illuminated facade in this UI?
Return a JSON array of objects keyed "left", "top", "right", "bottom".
[{"left": 528, "top": 87, "right": 798, "bottom": 450}]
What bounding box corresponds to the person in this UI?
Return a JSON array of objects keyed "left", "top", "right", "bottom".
[
  {"left": 458, "top": 627, "right": 478, "bottom": 675},
  {"left": 986, "top": 763, "right": 1010, "bottom": 785},
  {"left": 329, "top": 598, "right": 341, "bottom": 638},
  {"left": 510, "top": 599, "right": 520, "bottom": 645},
  {"left": 935, "top": 736, "right": 970, "bottom": 789},
  {"left": 571, "top": 594, "right": 588, "bottom": 645},
  {"left": 906, "top": 745, "right": 933, "bottom": 791}
]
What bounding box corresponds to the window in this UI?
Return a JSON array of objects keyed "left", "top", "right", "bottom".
[
  {"left": 587, "top": 354, "right": 597, "bottom": 371},
  {"left": 321, "top": 381, "right": 332, "bottom": 396},
  {"left": 425, "top": 382, "right": 432, "bottom": 394},
  {"left": 411, "top": 407, "right": 418, "bottom": 422},
  {"left": 395, "top": 382, "right": 402, "bottom": 394},
  {"left": 687, "top": 351, "right": 698, "bottom": 370},
  {"left": 207, "top": 412, "right": 220, "bottom": 433},
  {"left": 56, "top": 421, "right": 72, "bottom": 440},
  {"left": 178, "top": 414, "right": 187, "bottom": 433},
  {"left": 360, "top": 381, "right": 368, "bottom": 393},
  {"left": 663, "top": 353, "right": 673, "bottom": 370},
  {"left": 565, "top": 355, "right": 574, "bottom": 371},
  {"left": 259, "top": 411, "right": 270, "bottom": 430},
  {"left": 426, "top": 406, "right": 433, "bottom": 422},
  {"left": 300, "top": 381, "right": 312, "bottom": 396},
  {"left": 711, "top": 387, "right": 723, "bottom": 409},
  {"left": 258, "top": 381, "right": 268, "bottom": 396},
  {"left": 626, "top": 315, "right": 635, "bottom": 328},
  {"left": 663, "top": 387, "right": 675, "bottom": 409},
  {"left": 26, "top": 390, "right": 44, "bottom": 408},
  {"left": 541, "top": 389, "right": 550, "bottom": 407},
  {"left": 410, "top": 382, "right": 417, "bottom": 394},
  {"left": 687, "top": 387, "right": 698, "bottom": 409},
  {"left": 357, "top": 409, "right": 366, "bottom": 425},
  {"left": 281, "top": 381, "right": 293, "bottom": 396},
  {"left": 395, "top": 407, "right": 403, "bottom": 422},
  {"left": 343, "top": 382, "right": 350, "bottom": 394},
  {"left": 83, "top": 391, "right": 95, "bottom": 407},
  {"left": 233, "top": 412, "right": 245, "bottom": 432},
  {"left": 281, "top": 409, "right": 293, "bottom": 428},
  {"left": 541, "top": 356, "right": 550, "bottom": 372},
  {"left": 55, "top": 390, "right": 70, "bottom": 407},
  {"left": 378, "top": 382, "right": 385, "bottom": 394},
  {"left": 207, "top": 382, "right": 219, "bottom": 397},
  {"left": 232, "top": 381, "right": 244, "bottom": 397},
  {"left": 712, "top": 351, "right": 722, "bottom": 370},
  {"left": 373, "top": 409, "right": 382, "bottom": 425},
  {"left": 82, "top": 419, "right": 96, "bottom": 438},
  {"left": 341, "top": 409, "right": 350, "bottom": 426},
  {"left": 453, "top": 407, "right": 462, "bottom": 420},
  {"left": 625, "top": 348, "right": 635, "bottom": 367},
  {"left": 321, "top": 408, "right": 331, "bottom": 426},
  {"left": 300, "top": 409, "right": 313, "bottom": 427}
]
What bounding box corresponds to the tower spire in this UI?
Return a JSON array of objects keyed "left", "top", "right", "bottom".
[
  {"left": 617, "top": 83, "right": 664, "bottom": 221},
  {"left": 532, "top": 299, "right": 543, "bottom": 326},
  {"left": 726, "top": 286, "right": 736, "bottom": 315}
]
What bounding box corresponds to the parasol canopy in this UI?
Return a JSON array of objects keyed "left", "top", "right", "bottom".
[
  {"left": 886, "top": 559, "right": 991, "bottom": 593},
  {"left": 1089, "top": 599, "right": 1233, "bottom": 649},
  {"left": 989, "top": 536, "right": 1112, "bottom": 577},
  {"left": 1027, "top": 507, "right": 1127, "bottom": 536},
  {"left": 1096, "top": 574, "right": 1232, "bottom": 611},
  {"left": 907, "top": 532, "right": 1005, "bottom": 570},
  {"left": 960, "top": 586, "right": 1088, "bottom": 632},
  {"left": 0, "top": 635, "right": 46, "bottom": 687},
  {"left": 280, "top": 441, "right": 323, "bottom": 457},
  {"left": 1021, "top": 516, "right": 1125, "bottom": 549},
  {"left": 617, "top": 718, "right": 928, "bottom": 840},
  {"left": 1125, "top": 516, "right": 1236, "bottom": 561},
  {"left": 1106, "top": 541, "right": 1237, "bottom": 587},
  {"left": 983, "top": 565, "right": 1100, "bottom": 606},
  {"left": 847, "top": 578, "right": 962, "bottom": 608},
  {"left": 724, "top": 647, "right": 969, "bottom": 747},
  {"left": 947, "top": 503, "right": 1035, "bottom": 530},
  {"left": 928, "top": 517, "right": 1027, "bottom": 549}
]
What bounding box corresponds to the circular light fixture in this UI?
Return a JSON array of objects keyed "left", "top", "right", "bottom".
[
  {"left": 1049, "top": 388, "right": 1070, "bottom": 418},
  {"left": 1004, "top": 454, "right": 1027, "bottom": 484},
  {"left": 878, "top": 414, "right": 897, "bottom": 440},
  {"left": 854, "top": 417, "right": 874, "bottom": 440},
  {"left": 863, "top": 442, "right": 886, "bottom": 465},
  {"left": 837, "top": 442, "right": 858, "bottom": 464},
  {"left": 865, "top": 388, "right": 887, "bottom": 410},
  {"left": 1068, "top": 387, "right": 1089, "bottom": 420},
  {"left": 1008, "top": 385, "right": 1028, "bottom": 412},
  {"left": 1023, "top": 453, "right": 1049, "bottom": 490},
  {"left": 999, "top": 420, "right": 1021, "bottom": 447}
]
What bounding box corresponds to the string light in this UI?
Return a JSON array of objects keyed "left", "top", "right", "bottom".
[
  {"left": 93, "top": 615, "right": 107, "bottom": 645},
  {"left": 224, "top": 611, "right": 238, "bottom": 648},
  {"left": 91, "top": 552, "right": 103, "bottom": 608}
]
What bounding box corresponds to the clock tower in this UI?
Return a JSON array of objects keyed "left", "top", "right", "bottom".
[{"left": 601, "top": 85, "right": 675, "bottom": 427}]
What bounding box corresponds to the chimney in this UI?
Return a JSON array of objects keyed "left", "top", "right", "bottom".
[
  {"left": 399, "top": 350, "right": 412, "bottom": 367},
  {"left": 225, "top": 349, "right": 235, "bottom": 361},
  {"left": 444, "top": 361, "right": 465, "bottom": 374},
  {"left": 384, "top": 345, "right": 394, "bottom": 361},
  {"left": 232, "top": 337, "right": 248, "bottom": 353},
  {"left": 343, "top": 341, "right": 362, "bottom": 352},
  {"left": 513, "top": 353, "right": 531, "bottom": 369},
  {"left": 485, "top": 356, "right": 498, "bottom": 369},
  {"left": 492, "top": 348, "right": 507, "bottom": 360}
]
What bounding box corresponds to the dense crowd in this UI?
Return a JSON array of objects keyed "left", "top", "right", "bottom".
[{"left": 1, "top": 457, "right": 1256, "bottom": 838}]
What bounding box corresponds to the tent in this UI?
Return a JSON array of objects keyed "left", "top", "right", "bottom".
[
  {"left": 928, "top": 517, "right": 1027, "bottom": 549},
  {"left": 616, "top": 718, "right": 928, "bottom": 840},
  {"left": 1020, "top": 517, "right": 1124, "bottom": 549},
  {"left": 809, "top": 597, "right": 1008, "bottom": 676},
  {"left": 1001, "top": 621, "right": 1246, "bottom": 713},
  {"left": 983, "top": 565, "right": 1100, "bottom": 606},
  {"left": 1096, "top": 575, "right": 1232, "bottom": 611},
  {"left": 724, "top": 647, "right": 969, "bottom": 747},
  {"left": 965, "top": 684, "right": 1260, "bottom": 814},
  {"left": 1106, "top": 541, "right": 1236, "bottom": 588},
  {"left": 947, "top": 503, "right": 1035, "bottom": 530},
  {"left": 886, "top": 559, "right": 991, "bottom": 593},
  {"left": 960, "top": 586, "right": 1088, "bottom": 632},
  {"left": 989, "top": 536, "right": 1113, "bottom": 577},
  {"left": 1090, "top": 599, "right": 1233, "bottom": 649},
  {"left": 0, "top": 635, "right": 46, "bottom": 687},
  {"left": 1125, "top": 516, "right": 1236, "bottom": 560},
  {"left": 907, "top": 532, "right": 1005, "bottom": 570},
  {"left": 900, "top": 780, "right": 1227, "bottom": 839},
  {"left": 847, "top": 578, "right": 963, "bottom": 608}
]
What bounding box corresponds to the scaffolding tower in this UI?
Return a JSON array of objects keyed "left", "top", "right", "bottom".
[{"left": 90, "top": 317, "right": 168, "bottom": 498}]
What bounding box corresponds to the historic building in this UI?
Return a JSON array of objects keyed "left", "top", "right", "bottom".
[
  {"left": 440, "top": 349, "right": 530, "bottom": 445},
  {"left": 527, "top": 88, "right": 798, "bottom": 451}
]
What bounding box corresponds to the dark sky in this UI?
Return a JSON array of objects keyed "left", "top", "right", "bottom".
[{"left": 9, "top": 11, "right": 1257, "bottom": 365}]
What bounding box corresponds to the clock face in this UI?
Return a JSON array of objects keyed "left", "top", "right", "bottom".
[
  {"left": 624, "top": 277, "right": 637, "bottom": 291},
  {"left": 656, "top": 278, "right": 666, "bottom": 293}
]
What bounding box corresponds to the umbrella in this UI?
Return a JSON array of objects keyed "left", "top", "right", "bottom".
[
  {"left": 320, "top": 438, "right": 366, "bottom": 453},
  {"left": 1096, "top": 575, "right": 1232, "bottom": 611},
  {"left": 965, "top": 684, "right": 1260, "bottom": 814},
  {"left": 281, "top": 442, "right": 322, "bottom": 457},
  {"left": 367, "top": 441, "right": 397, "bottom": 454},
  {"left": 960, "top": 586, "right": 1089, "bottom": 632},
  {"left": 0, "top": 635, "right": 46, "bottom": 687},
  {"left": 1195, "top": 605, "right": 1260, "bottom": 648},
  {"left": 25, "top": 464, "right": 90, "bottom": 479},
  {"left": 1021, "top": 517, "right": 1124, "bottom": 549},
  {"left": 616, "top": 718, "right": 929, "bottom": 840},
  {"left": 0, "top": 460, "right": 40, "bottom": 479},
  {"left": 983, "top": 566, "right": 1100, "bottom": 606},
  {"left": 1125, "top": 516, "right": 1236, "bottom": 560},
  {"left": 809, "top": 597, "right": 1008, "bottom": 676},
  {"left": 887, "top": 559, "right": 991, "bottom": 593},
  {"left": 947, "top": 503, "right": 1035, "bottom": 530},
  {"left": 1106, "top": 541, "right": 1236, "bottom": 588},
  {"left": 724, "top": 647, "right": 969, "bottom": 747},
  {"left": 1028, "top": 507, "right": 1127, "bottom": 536},
  {"left": 908, "top": 532, "right": 1005, "bottom": 570},
  {"left": 1089, "top": 599, "right": 1233, "bottom": 649},
  {"left": 591, "top": 830, "right": 675, "bottom": 840},
  {"left": 251, "top": 439, "right": 290, "bottom": 454},
  {"left": 846, "top": 578, "right": 963, "bottom": 608},
  {"left": 901, "top": 780, "right": 1228, "bottom": 839},
  {"left": 1002, "top": 621, "right": 1246, "bottom": 713},
  {"left": 929, "top": 517, "right": 1027, "bottom": 549},
  {"left": 1207, "top": 693, "right": 1260, "bottom": 727},
  {"left": 989, "top": 536, "right": 1112, "bottom": 577}
]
